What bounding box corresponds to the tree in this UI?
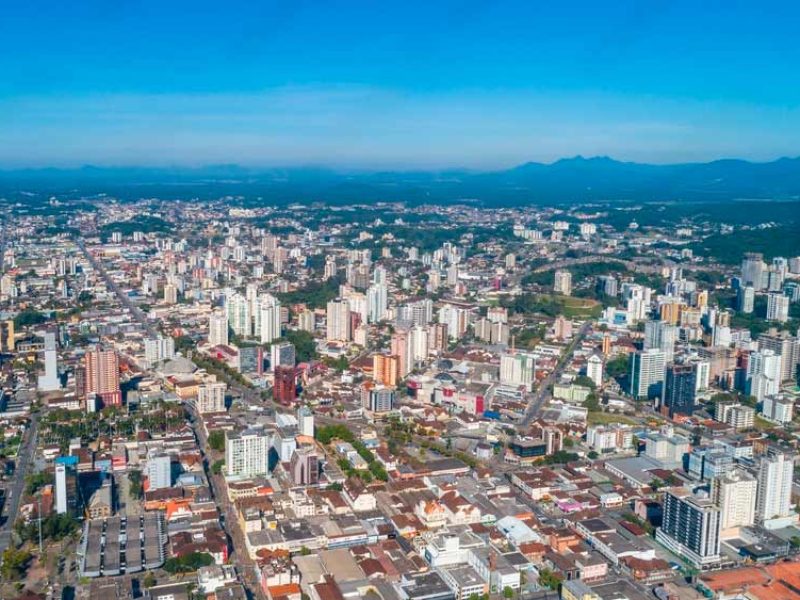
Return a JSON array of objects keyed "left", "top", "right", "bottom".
[
  {"left": 1, "top": 548, "right": 32, "bottom": 580},
  {"left": 503, "top": 586, "right": 514, "bottom": 598},
  {"left": 211, "top": 459, "right": 225, "bottom": 475},
  {"left": 574, "top": 375, "right": 596, "bottom": 390},
  {"left": 588, "top": 450, "right": 599, "bottom": 460},
  {"left": 163, "top": 552, "right": 214, "bottom": 574},
  {"left": 208, "top": 430, "right": 225, "bottom": 452},
  {"left": 143, "top": 573, "right": 157, "bottom": 588},
  {"left": 583, "top": 393, "right": 600, "bottom": 412},
  {"left": 128, "top": 470, "right": 143, "bottom": 499},
  {"left": 606, "top": 354, "right": 629, "bottom": 379},
  {"left": 537, "top": 567, "right": 562, "bottom": 591}
]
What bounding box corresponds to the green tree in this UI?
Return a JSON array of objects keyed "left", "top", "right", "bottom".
[
  {"left": 0, "top": 548, "right": 32, "bottom": 580},
  {"left": 208, "top": 430, "right": 226, "bottom": 452},
  {"left": 128, "top": 470, "right": 143, "bottom": 499},
  {"left": 211, "top": 459, "right": 225, "bottom": 475},
  {"left": 537, "top": 568, "right": 562, "bottom": 591},
  {"left": 503, "top": 586, "right": 514, "bottom": 598},
  {"left": 163, "top": 552, "right": 214, "bottom": 574}
]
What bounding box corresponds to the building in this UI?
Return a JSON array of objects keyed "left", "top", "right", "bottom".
[
  {"left": 270, "top": 341, "right": 296, "bottom": 372},
  {"left": 38, "top": 331, "right": 60, "bottom": 391},
  {"left": 297, "top": 406, "right": 314, "bottom": 437},
  {"left": 762, "top": 395, "right": 794, "bottom": 424},
  {"left": 144, "top": 335, "right": 175, "bottom": 366},
  {"left": 741, "top": 253, "right": 767, "bottom": 290},
  {"left": 766, "top": 293, "right": 790, "bottom": 323},
  {"left": 273, "top": 366, "right": 297, "bottom": 405},
  {"left": 554, "top": 269, "right": 572, "bottom": 296},
  {"left": 737, "top": 285, "right": 755, "bottom": 313},
  {"left": 756, "top": 447, "right": 796, "bottom": 528},
  {"left": 197, "top": 382, "right": 227, "bottom": 414},
  {"left": 361, "top": 383, "right": 396, "bottom": 413},
  {"left": 758, "top": 329, "right": 799, "bottom": 383},
  {"left": 257, "top": 294, "right": 282, "bottom": 344},
  {"left": 586, "top": 354, "right": 603, "bottom": 388},
  {"left": 711, "top": 468, "right": 756, "bottom": 534},
  {"left": 145, "top": 452, "right": 172, "bottom": 491},
  {"left": 0, "top": 320, "right": 14, "bottom": 352},
  {"left": 661, "top": 363, "right": 697, "bottom": 417},
  {"left": 366, "top": 283, "right": 388, "bottom": 323},
  {"left": 644, "top": 321, "right": 677, "bottom": 363},
  {"left": 630, "top": 349, "right": 665, "bottom": 400},
  {"left": 373, "top": 353, "right": 399, "bottom": 387},
  {"left": 326, "top": 299, "right": 351, "bottom": 342},
  {"left": 746, "top": 349, "right": 781, "bottom": 402},
  {"left": 209, "top": 311, "right": 229, "bottom": 346},
  {"left": 717, "top": 403, "right": 755, "bottom": 430},
  {"left": 597, "top": 275, "right": 618, "bottom": 297},
  {"left": 289, "top": 447, "right": 319, "bottom": 486},
  {"left": 227, "top": 293, "right": 252, "bottom": 338},
  {"left": 500, "top": 353, "right": 535, "bottom": 391},
  {"left": 226, "top": 429, "right": 269, "bottom": 478},
  {"left": 83, "top": 347, "right": 122, "bottom": 408},
  {"left": 656, "top": 487, "right": 721, "bottom": 567},
  {"left": 55, "top": 459, "right": 79, "bottom": 516}
]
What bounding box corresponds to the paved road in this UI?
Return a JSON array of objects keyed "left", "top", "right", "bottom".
[
  {"left": 521, "top": 320, "right": 592, "bottom": 426},
  {"left": 75, "top": 238, "right": 158, "bottom": 337},
  {"left": 188, "top": 407, "right": 265, "bottom": 599},
  {"left": 0, "top": 412, "right": 40, "bottom": 553}
]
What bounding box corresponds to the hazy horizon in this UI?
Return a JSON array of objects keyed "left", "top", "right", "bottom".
[{"left": 3, "top": 2, "right": 800, "bottom": 168}]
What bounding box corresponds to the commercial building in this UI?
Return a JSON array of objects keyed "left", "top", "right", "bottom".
[
  {"left": 656, "top": 487, "right": 721, "bottom": 568},
  {"left": 629, "top": 349, "right": 666, "bottom": 400},
  {"left": 226, "top": 428, "right": 270, "bottom": 478},
  {"left": 197, "top": 382, "right": 227, "bottom": 414}
]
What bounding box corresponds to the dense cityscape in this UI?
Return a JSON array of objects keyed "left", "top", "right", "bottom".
[{"left": 0, "top": 192, "right": 798, "bottom": 600}]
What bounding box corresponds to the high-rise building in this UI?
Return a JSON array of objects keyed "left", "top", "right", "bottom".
[
  {"left": 656, "top": 487, "right": 721, "bottom": 567},
  {"left": 361, "top": 383, "right": 396, "bottom": 413},
  {"left": 586, "top": 354, "right": 603, "bottom": 388},
  {"left": 367, "top": 283, "right": 388, "bottom": 323},
  {"left": 756, "top": 447, "right": 796, "bottom": 528},
  {"left": 258, "top": 294, "right": 282, "bottom": 344},
  {"left": 746, "top": 349, "right": 781, "bottom": 402},
  {"left": 144, "top": 335, "right": 175, "bottom": 367},
  {"left": 298, "top": 309, "right": 315, "bottom": 333},
  {"left": 270, "top": 341, "right": 296, "bottom": 372},
  {"left": 290, "top": 446, "right": 319, "bottom": 486},
  {"left": 630, "top": 349, "right": 666, "bottom": 400},
  {"left": 662, "top": 364, "right": 697, "bottom": 417},
  {"left": 766, "top": 293, "right": 790, "bottom": 323},
  {"left": 644, "top": 321, "right": 677, "bottom": 363},
  {"left": 758, "top": 330, "right": 799, "bottom": 383},
  {"left": 438, "top": 304, "right": 470, "bottom": 340},
  {"left": 711, "top": 468, "right": 756, "bottom": 534},
  {"left": 596, "top": 275, "right": 618, "bottom": 297},
  {"left": 83, "top": 347, "right": 122, "bottom": 408},
  {"left": 373, "top": 353, "right": 399, "bottom": 387},
  {"left": 297, "top": 406, "right": 314, "bottom": 438},
  {"left": 226, "top": 428, "right": 269, "bottom": 478},
  {"left": 209, "top": 310, "right": 229, "bottom": 346},
  {"left": 226, "top": 292, "right": 252, "bottom": 338},
  {"left": 273, "top": 366, "right": 297, "bottom": 405},
  {"left": 163, "top": 283, "right": 178, "bottom": 304},
  {"left": 500, "top": 353, "right": 535, "bottom": 391},
  {"left": 0, "top": 320, "right": 14, "bottom": 352},
  {"left": 554, "top": 270, "right": 572, "bottom": 296},
  {"left": 741, "top": 253, "right": 767, "bottom": 290},
  {"left": 761, "top": 395, "right": 794, "bottom": 424},
  {"left": 197, "top": 382, "right": 227, "bottom": 414},
  {"left": 54, "top": 459, "right": 79, "bottom": 516},
  {"left": 736, "top": 285, "right": 755, "bottom": 314},
  {"left": 38, "top": 331, "right": 60, "bottom": 391},
  {"left": 145, "top": 452, "right": 172, "bottom": 491},
  {"left": 391, "top": 329, "right": 413, "bottom": 377},
  {"left": 326, "top": 299, "right": 351, "bottom": 342}
]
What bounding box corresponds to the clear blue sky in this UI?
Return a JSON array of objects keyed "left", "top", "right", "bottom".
[{"left": 2, "top": 1, "right": 799, "bottom": 168}]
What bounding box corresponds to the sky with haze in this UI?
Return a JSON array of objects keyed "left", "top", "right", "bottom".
[{"left": 2, "top": 1, "right": 799, "bottom": 169}]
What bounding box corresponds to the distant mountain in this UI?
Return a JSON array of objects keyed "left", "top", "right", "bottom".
[{"left": 2, "top": 156, "right": 800, "bottom": 204}]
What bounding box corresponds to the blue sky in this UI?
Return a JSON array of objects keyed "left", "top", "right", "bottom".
[{"left": 2, "top": 1, "right": 799, "bottom": 168}]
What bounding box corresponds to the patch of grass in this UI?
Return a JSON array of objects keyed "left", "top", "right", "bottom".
[{"left": 587, "top": 411, "right": 638, "bottom": 425}]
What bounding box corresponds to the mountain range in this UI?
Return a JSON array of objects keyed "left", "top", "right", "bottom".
[{"left": 3, "top": 156, "right": 800, "bottom": 205}]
